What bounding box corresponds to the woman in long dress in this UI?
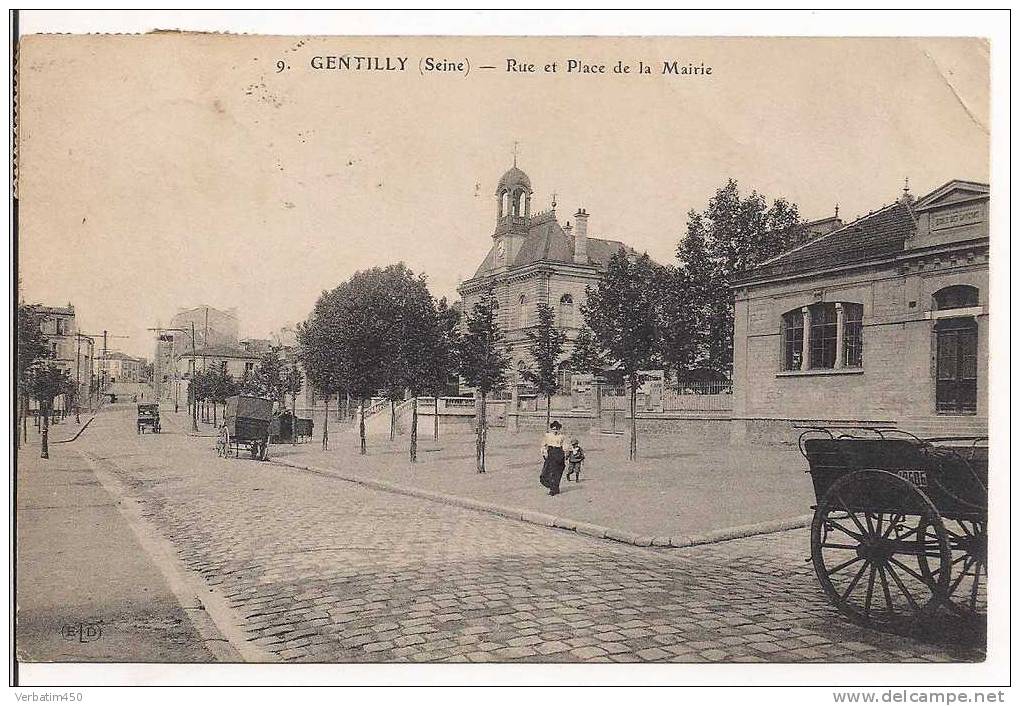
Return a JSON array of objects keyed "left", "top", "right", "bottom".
[{"left": 539, "top": 420, "right": 570, "bottom": 496}]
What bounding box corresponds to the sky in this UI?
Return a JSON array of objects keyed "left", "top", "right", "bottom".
[{"left": 17, "top": 35, "right": 989, "bottom": 359}]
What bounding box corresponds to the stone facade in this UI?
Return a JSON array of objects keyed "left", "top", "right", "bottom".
[
  {"left": 457, "top": 164, "right": 634, "bottom": 391},
  {"left": 731, "top": 180, "right": 990, "bottom": 443}
]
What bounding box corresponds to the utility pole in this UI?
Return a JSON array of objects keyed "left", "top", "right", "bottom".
[
  {"left": 79, "top": 330, "right": 128, "bottom": 402},
  {"left": 149, "top": 325, "right": 188, "bottom": 415},
  {"left": 191, "top": 321, "right": 198, "bottom": 431}
]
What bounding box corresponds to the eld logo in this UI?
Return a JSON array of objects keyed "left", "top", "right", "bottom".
[
  {"left": 896, "top": 469, "right": 928, "bottom": 489},
  {"left": 61, "top": 622, "right": 102, "bottom": 643}
]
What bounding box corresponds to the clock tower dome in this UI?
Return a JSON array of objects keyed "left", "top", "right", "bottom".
[{"left": 493, "top": 161, "right": 532, "bottom": 266}]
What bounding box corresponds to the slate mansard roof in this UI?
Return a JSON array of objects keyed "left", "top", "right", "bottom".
[{"left": 472, "top": 215, "right": 633, "bottom": 279}]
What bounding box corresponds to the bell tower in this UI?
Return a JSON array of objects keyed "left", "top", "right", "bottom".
[{"left": 493, "top": 148, "right": 532, "bottom": 267}]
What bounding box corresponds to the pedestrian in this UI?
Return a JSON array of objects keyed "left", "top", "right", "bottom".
[
  {"left": 539, "top": 420, "right": 570, "bottom": 496},
  {"left": 565, "top": 438, "right": 585, "bottom": 482}
]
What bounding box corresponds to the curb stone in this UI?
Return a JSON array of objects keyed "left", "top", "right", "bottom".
[{"left": 268, "top": 459, "right": 812, "bottom": 549}]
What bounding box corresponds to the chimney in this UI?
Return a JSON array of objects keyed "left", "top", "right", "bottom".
[{"left": 573, "top": 209, "right": 589, "bottom": 264}]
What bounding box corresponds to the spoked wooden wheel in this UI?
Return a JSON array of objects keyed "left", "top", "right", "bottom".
[
  {"left": 920, "top": 518, "right": 986, "bottom": 619},
  {"left": 811, "top": 469, "right": 952, "bottom": 627}
]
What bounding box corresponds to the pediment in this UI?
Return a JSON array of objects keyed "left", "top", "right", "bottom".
[{"left": 913, "top": 180, "right": 989, "bottom": 212}]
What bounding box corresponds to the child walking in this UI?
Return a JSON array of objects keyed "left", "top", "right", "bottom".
[{"left": 565, "top": 439, "right": 585, "bottom": 482}]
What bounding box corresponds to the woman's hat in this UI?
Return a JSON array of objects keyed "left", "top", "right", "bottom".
[{"left": 549, "top": 420, "right": 562, "bottom": 430}]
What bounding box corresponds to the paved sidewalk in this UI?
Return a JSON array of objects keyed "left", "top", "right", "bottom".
[
  {"left": 16, "top": 433, "right": 218, "bottom": 662},
  {"left": 265, "top": 425, "right": 815, "bottom": 541}
]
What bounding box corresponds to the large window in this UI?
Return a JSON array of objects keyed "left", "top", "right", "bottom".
[
  {"left": 781, "top": 310, "right": 804, "bottom": 371},
  {"left": 809, "top": 304, "right": 838, "bottom": 369},
  {"left": 843, "top": 303, "right": 864, "bottom": 368},
  {"left": 781, "top": 302, "right": 864, "bottom": 372},
  {"left": 933, "top": 285, "right": 979, "bottom": 311},
  {"left": 558, "top": 294, "right": 574, "bottom": 328}
]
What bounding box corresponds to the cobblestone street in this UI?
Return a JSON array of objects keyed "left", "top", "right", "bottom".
[{"left": 52, "top": 405, "right": 985, "bottom": 664}]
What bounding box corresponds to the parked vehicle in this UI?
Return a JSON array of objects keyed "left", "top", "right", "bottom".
[
  {"left": 799, "top": 426, "right": 987, "bottom": 627},
  {"left": 216, "top": 395, "right": 273, "bottom": 460},
  {"left": 136, "top": 403, "right": 161, "bottom": 434}
]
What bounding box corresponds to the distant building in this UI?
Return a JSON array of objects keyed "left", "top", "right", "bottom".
[
  {"left": 457, "top": 163, "right": 636, "bottom": 393},
  {"left": 170, "top": 305, "right": 239, "bottom": 351},
  {"left": 731, "top": 179, "right": 989, "bottom": 441},
  {"left": 36, "top": 303, "right": 94, "bottom": 407},
  {"left": 176, "top": 344, "right": 261, "bottom": 380},
  {"left": 98, "top": 351, "right": 144, "bottom": 383}
]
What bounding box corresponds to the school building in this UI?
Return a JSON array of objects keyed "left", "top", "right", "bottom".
[{"left": 730, "top": 179, "right": 990, "bottom": 442}]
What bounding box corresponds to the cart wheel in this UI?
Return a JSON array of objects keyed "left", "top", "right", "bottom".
[
  {"left": 810, "top": 469, "right": 951, "bottom": 627},
  {"left": 920, "top": 518, "right": 986, "bottom": 619},
  {"left": 259, "top": 435, "right": 270, "bottom": 461}
]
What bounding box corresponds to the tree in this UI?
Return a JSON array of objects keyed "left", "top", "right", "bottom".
[
  {"left": 656, "top": 265, "right": 700, "bottom": 385},
  {"left": 569, "top": 325, "right": 610, "bottom": 426},
  {"left": 297, "top": 291, "right": 349, "bottom": 451},
  {"left": 299, "top": 266, "right": 409, "bottom": 455},
  {"left": 581, "top": 250, "right": 664, "bottom": 461},
  {"left": 375, "top": 269, "right": 443, "bottom": 463},
  {"left": 17, "top": 303, "right": 52, "bottom": 448},
  {"left": 283, "top": 362, "right": 303, "bottom": 443},
  {"left": 457, "top": 293, "right": 510, "bottom": 473},
  {"left": 208, "top": 365, "right": 237, "bottom": 427},
  {"left": 521, "top": 302, "right": 566, "bottom": 426},
  {"left": 422, "top": 299, "right": 461, "bottom": 442},
  {"left": 243, "top": 349, "right": 287, "bottom": 406},
  {"left": 679, "top": 180, "right": 803, "bottom": 375},
  {"left": 24, "top": 362, "right": 73, "bottom": 459}
]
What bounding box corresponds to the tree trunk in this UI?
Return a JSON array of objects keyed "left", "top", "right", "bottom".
[
  {"left": 389, "top": 399, "right": 396, "bottom": 441},
  {"left": 16, "top": 392, "right": 22, "bottom": 450},
  {"left": 629, "top": 373, "right": 638, "bottom": 461},
  {"left": 40, "top": 402, "right": 50, "bottom": 459},
  {"left": 476, "top": 392, "right": 487, "bottom": 473},
  {"left": 546, "top": 394, "right": 551, "bottom": 426},
  {"left": 433, "top": 395, "right": 440, "bottom": 441},
  {"left": 593, "top": 382, "right": 602, "bottom": 435},
  {"left": 322, "top": 395, "right": 330, "bottom": 450},
  {"left": 291, "top": 391, "right": 297, "bottom": 444},
  {"left": 213, "top": 401, "right": 217, "bottom": 427},
  {"left": 359, "top": 400, "right": 367, "bottom": 455},
  {"left": 410, "top": 396, "right": 418, "bottom": 464}
]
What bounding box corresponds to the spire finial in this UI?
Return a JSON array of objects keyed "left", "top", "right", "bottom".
[
  {"left": 513, "top": 140, "right": 519, "bottom": 168},
  {"left": 903, "top": 176, "right": 910, "bottom": 195},
  {"left": 834, "top": 203, "right": 839, "bottom": 219},
  {"left": 551, "top": 191, "right": 557, "bottom": 209}
]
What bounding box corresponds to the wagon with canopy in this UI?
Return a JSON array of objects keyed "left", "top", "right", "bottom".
[{"left": 216, "top": 395, "right": 273, "bottom": 460}]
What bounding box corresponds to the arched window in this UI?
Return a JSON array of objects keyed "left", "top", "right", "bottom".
[
  {"left": 512, "top": 189, "right": 524, "bottom": 217},
  {"left": 933, "top": 285, "right": 979, "bottom": 310},
  {"left": 559, "top": 293, "right": 574, "bottom": 328},
  {"left": 781, "top": 302, "right": 864, "bottom": 371},
  {"left": 518, "top": 294, "right": 527, "bottom": 329}
]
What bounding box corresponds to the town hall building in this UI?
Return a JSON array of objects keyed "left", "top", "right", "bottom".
[
  {"left": 457, "top": 163, "right": 634, "bottom": 392},
  {"left": 730, "top": 179, "right": 990, "bottom": 442}
]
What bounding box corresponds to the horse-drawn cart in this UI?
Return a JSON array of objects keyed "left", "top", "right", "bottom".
[
  {"left": 268, "top": 411, "right": 314, "bottom": 444},
  {"left": 800, "top": 426, "right": 987, "bottom": 627},
  {"left": 216, "top": 395, "right": 273, "bottom": 460},
  {"left": 136, "top": 403, "right": 161, "bottom": 434}
]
